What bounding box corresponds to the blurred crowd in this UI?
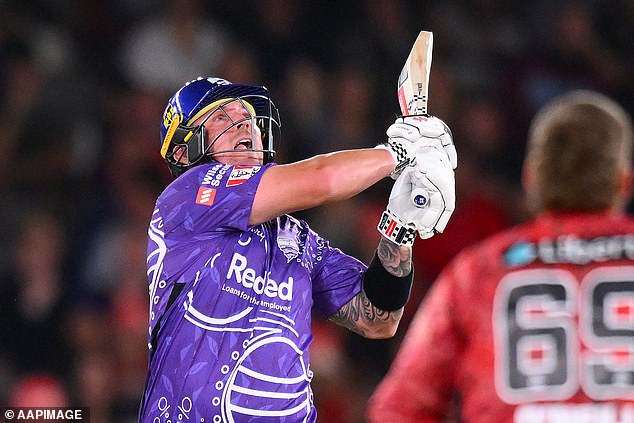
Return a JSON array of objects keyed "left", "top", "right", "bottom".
[{"left": 0, "top": 0, "right": 632, "bottom": 422}]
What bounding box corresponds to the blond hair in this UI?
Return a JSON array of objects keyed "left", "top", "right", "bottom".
[{"left": 525, "top": 90, "right": 633, "bottom": 213}]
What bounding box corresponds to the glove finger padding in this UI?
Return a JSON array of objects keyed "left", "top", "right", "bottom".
[
  {"left": 386, "top": 123, "right": 437, "bottom": 146},
  {"left": 397, "top": 116, "right": 458, "bottom": 170},
  {"left": 380, "top": 115, "right": 457, "bottom": 180},
  {"left": 415, "top": 147, "right": 453, "bottom": 172},
  {"left": 418, "top": 229, "right": 436, "bottom": 240},
  {"left": 414, "top": 155, "right": 456, "bottom": 233},
  {"left": 443, "top": 143, "right": 458, "bottom": 170},
  {"left": 434, "top": 118, "right": 457, "bottom": 170}
]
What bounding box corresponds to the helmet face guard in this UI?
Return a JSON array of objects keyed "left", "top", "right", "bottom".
[{"left": 160, "top": 78, "right": 280, "bottom": 178}]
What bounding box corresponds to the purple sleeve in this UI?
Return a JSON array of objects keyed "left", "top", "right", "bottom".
[
  {"left": 310, "top": 232, "right": 366, "bottom": 317},
  {"left": 159, "top": 163, "right": 276, "bottom": 236}
]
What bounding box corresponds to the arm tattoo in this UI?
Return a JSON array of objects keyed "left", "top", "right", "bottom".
[
  {"left": 329, "top": 289, "right": 403, "bottom": 337},
  {"left": 329, "top": 238, "right": 410, "bottom": 336},
  {"left": 377, "top": 237, "right": 412, "bottom": 277}
]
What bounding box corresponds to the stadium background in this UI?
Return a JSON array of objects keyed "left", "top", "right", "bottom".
[{"left": 0, "top": 0, "right": 632, "bottom": 422}]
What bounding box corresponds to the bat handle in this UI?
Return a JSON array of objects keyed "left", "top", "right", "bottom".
[{"left": 411, "top": 187, "right": 429, "bottom": 208}]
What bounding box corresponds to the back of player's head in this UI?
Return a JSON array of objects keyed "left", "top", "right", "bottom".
[{"left": 525, "top": 90, "right": 633, "bottom": 213}]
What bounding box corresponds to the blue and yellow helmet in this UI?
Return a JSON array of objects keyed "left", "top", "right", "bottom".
[{"left": 160, "top": 77, "right": 280, "bottom": 177}]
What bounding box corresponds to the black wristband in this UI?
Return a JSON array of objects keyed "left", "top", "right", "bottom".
[{"left": 362, "top": 252, "right": 414, "bottom": 311}]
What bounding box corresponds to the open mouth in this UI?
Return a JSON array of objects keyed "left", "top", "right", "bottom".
[{"left": 234, "top": 139, "right": 252, "bottom": 150}]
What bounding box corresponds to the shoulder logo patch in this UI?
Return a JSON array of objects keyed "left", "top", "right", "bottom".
[{"left": 226, "top": 165, "right": 261, "bottom": 187}]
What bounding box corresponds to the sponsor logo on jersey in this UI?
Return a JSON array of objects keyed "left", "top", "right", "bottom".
[
  {"left": 195, "top": 186, "right": 216, "bottom": 206},
  {"left": 504, "top": 234, "right": 634, "bottom": 267},
  {"left": 227, "top": 252, "right": 293, "bottom": 301},
  {"left": 202, "top": 163, "right": 230, "bottom": 187},
  {"left": 226, "top": 165, "right": 261, "bottom": 187}
]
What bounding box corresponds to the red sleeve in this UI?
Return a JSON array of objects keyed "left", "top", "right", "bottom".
[{"left": 366, "top": 264, "right": 464, "bottom": 422}]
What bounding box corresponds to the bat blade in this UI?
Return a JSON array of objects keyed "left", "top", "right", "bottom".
[
  {"left": 397, "top": 31, "right": 433, "bottom": 116},
  {"left": 397, "top": 31, "right": 435, "bottom": 219}
]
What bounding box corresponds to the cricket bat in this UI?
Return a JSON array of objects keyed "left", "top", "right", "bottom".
[
  {"left": 398, "top": 31, "right": 434, "bottom": 210},
  {"left": 397, "top": 31, "right": 433, "bottom": 116}
]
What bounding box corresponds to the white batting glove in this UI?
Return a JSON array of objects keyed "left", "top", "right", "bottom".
[
  {"left": 376, "top": 181, "right": 418, "bottom": 246},
  {"left": 377, "top": 151, "right": 455, "bottom": 244},
  {"left": 410, "top": 149, "right": 456, "bottom": 238},
  {"left": 376, "top": 115, "right": 457, "bottom": 179}
]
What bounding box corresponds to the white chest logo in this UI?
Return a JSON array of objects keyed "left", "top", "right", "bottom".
[{"left": 277, "top": 218, "right": 302, "bottom": 262}]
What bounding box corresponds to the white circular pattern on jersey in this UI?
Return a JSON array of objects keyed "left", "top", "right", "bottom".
[{"left": 220, "top": 336, "right": 311, "bottom": 422}]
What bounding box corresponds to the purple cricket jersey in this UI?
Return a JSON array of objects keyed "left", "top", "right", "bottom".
[{"left": 140, "top": 162, "right": 365, "bottom": 422}]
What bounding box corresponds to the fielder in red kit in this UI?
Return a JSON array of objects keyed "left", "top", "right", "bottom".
[{"left": 367, "top": 90, "right": 634, "bottom": 423}]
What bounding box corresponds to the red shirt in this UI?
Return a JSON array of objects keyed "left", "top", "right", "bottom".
[{"left": 368, "top": 212, "right": 634, "bottom": 423}]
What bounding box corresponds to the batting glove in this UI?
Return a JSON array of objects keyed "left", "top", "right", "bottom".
[
  {"left": 376, "top": 115, "right": 457, "bottom": 179},
  {"left": 411, "top": 148, "right": 456, "bottom": 238},
  {"left": 377, "top": 150, "right": 455, "bottom": 244}
]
